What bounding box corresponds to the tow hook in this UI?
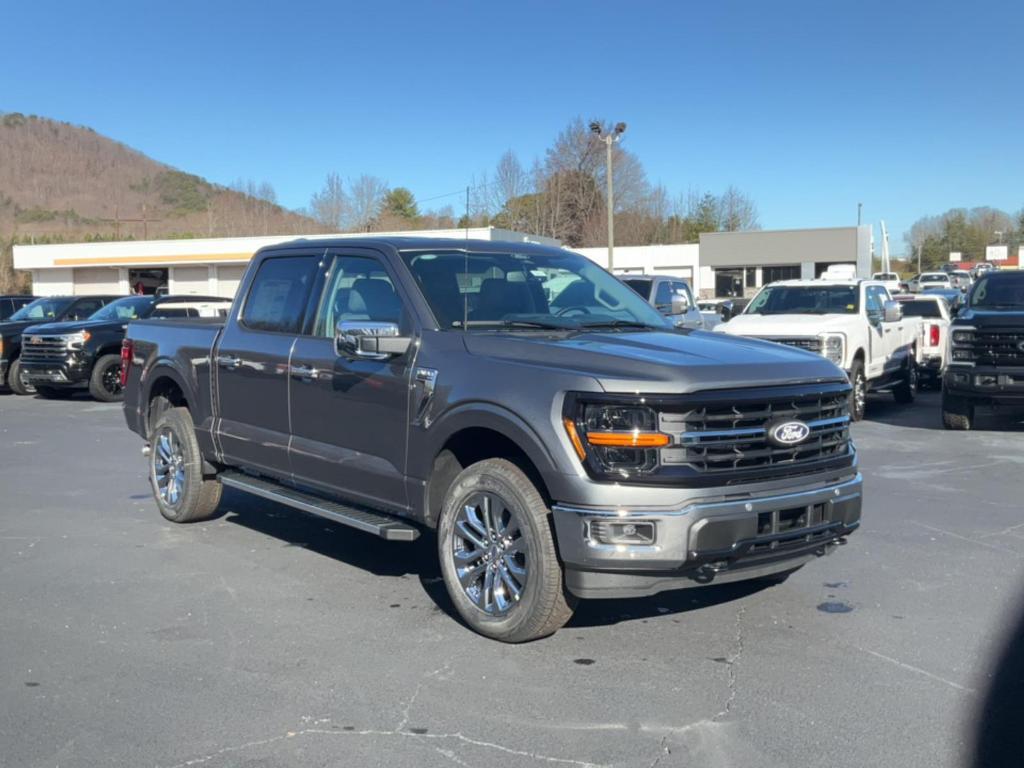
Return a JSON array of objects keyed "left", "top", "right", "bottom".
[{"left": 141, "top": 444, "right": 152, "bottom": 458}]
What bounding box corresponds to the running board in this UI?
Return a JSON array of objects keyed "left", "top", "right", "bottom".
[{"left": 219, "top": 471, "right": 419, "bottom": 542}]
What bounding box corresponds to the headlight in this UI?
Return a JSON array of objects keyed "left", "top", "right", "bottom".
[
  {"left": 818, "top": 333, "right": 845, "bottom": 366},
  {"left": 564, "top": 403, "right": 667, "bottom": 475},
  {"left": 951, "top": 349, "right": 975, "bottom": 362},
  {"left": 64, "top": 331, "right": 91, "bottom": 347},
  {"left": 951, "top": 329, "right": 975, "bottom": 345}
]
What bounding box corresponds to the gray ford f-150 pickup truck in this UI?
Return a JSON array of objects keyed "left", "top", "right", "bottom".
[{"left": 123, "top": 237, "right": 862, "bottom": 642}]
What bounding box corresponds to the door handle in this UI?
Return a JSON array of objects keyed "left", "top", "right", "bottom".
[
  {"left": 216, "top": 355, "right": 241, "bottom": 370},
  {"left": 290, "top": 365, "right": 319, "bottom": 382}
]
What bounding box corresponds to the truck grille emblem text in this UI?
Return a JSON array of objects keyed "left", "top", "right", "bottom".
[{"left": 768, "top": 420, "right": 811, "bottom": 447}]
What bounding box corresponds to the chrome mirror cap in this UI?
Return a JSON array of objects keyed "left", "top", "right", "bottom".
[{"left": 335, "top": 320, "right": 411, "bottom": 360}]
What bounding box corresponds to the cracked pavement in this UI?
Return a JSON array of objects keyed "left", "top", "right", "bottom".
[{"left": 2, "top": 391, "right": 1022, "bottom": 767}]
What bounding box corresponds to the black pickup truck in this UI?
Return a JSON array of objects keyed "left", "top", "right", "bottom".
[
  {"left": 22, "top": 295, "right": 231, "bottom": 402},
  {"left": 1, "top": 295, "right": 122, "bottom": 396},
  {"left": 943, "top": 270, "right": 1024, "bottom": 429},
  {"left": 123, "top": 237, "right": 862, "bottom": 642}
]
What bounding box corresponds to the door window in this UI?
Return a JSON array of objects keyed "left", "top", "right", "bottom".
[
  {"left": 671, "top": 281, "right": 694, "bottom": 310},
  {"left": 654, "top": 281, "right": 673, "bottom": 310},
  {"left": 69, "top": 298, "right": 104, "bottom": 319},
  {"left": 241, "top": 256, "right": 319, "bottom": 333},
  {"left": 865, "top": 286, "right": 886, "bottom": 323},
  {"left": 314, "top": 255, "right": 404, "bottom": 337}
]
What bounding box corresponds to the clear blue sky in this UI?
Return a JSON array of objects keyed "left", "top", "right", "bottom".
[{"left": 2, "top": 0, "right": 1021, "bottom": 252}]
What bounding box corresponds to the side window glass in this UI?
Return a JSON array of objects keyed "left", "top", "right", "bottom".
[
  {"left": 671, "top": 282, "right": 693, "bottom": 309},
  {"left": 865, "top": 287, "right": 885, "bottom": 321},
  {"left": 241, "top": 256, "right": 319, "bottom": 333},
  {"left": 654, "top": 281, "right": 673, "bottom": 309},
  {"left": 70, "top": 300, "right": 101, "bottom": 319},
  {"left": 314, "top": 255, "right": 404, "bottom": 337}
]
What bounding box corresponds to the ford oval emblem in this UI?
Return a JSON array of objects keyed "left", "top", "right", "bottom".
[
  {"left": 1018, "top": 340, "right": 1024, "bottom": 353},
  {"left": 768, "top": 420, "right": 811, "bottom": 447}
]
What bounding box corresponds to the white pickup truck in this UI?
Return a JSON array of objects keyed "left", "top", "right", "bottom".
[
  {"left": 895, "top": 293, "right": 952, "bottom": 387},
  {"left": 716, "top": 279, "right": 919, "bottom": 420}
]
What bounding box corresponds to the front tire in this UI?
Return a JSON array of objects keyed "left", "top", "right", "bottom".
[
  {"left": 89, "top": 354, "right": 124, "bottom": 402},
  {"left": 7, "top": 358, "right": 35, "bottom": 396},
  {"left": 942, "top": 393, "right": 974, "bottom": 430},
  {"left": 149, "top": 406, "right": 222, "bottom": 523},
  {"left": 437, "top": 458, "right": 575, "bottom": 642},
  {"left": 848, "top": 359, "right": 867, "bottom": 422}
]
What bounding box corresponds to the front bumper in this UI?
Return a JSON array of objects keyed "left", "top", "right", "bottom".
[
  {"left": 944, "top": 366, "right": 1024, "bottom": 405},
  {"left": 22, "top": 360, "right": 89, "bottom": 387},
  {"left": 552, "top": 473, "right": 862, "bottom": 599}
]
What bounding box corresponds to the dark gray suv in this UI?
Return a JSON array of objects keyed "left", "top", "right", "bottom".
[{"left": 123, "top": 238, "right": 862, "bottom": 642}]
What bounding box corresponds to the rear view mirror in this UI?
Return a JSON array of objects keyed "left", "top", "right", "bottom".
[
  {"left": 336, "top": 321, "right": 411, "bottom": 360},
  {"left": 883, "top": 300, "right": 902, "bottom": 323}
]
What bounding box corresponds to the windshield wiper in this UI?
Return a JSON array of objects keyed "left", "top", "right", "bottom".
[
  {"left": 577, "top": 319, "right": 662, "bottom": 330},
  {"left": 453, "top": 319, "right": 571, "bottom": 330}
]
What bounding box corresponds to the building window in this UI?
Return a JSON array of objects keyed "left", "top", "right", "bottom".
[
  {"left": 745, "top": 267, "right": 757, "bottom": 288},
  {"left": 763, "top": 265, "right": 801, "bottom": 284}
]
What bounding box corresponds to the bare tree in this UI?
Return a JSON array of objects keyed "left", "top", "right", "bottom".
[
  {"left": 310, "top": 172, "right": 348, "bottom": 231},
  {"left": 491, "top": 150, "right": 527, "bottom": 212},
  {"left": 347, "top": 174, "right": 387, "bottom": 231},
  {"left": 719, "top": 185, "right": 759, "bottom": 231}
]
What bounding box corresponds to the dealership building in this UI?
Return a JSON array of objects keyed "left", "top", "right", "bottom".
[{"left": 14, "top": 224, "right": 875, "bottom": 300}]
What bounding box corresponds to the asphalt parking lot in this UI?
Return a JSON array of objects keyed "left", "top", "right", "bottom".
[{"left": 2, "top": 391, "right": 1023, "bottom": 768}]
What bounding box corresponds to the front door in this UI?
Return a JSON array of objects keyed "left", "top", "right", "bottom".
[
  {"left": 288, "top": 249, "right": 415, "bottom": 513},
  {"left": 215, "top": 251, "right": 323, "bottom": 477}
]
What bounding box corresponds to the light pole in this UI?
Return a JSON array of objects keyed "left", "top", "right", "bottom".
[{"left": 590, "top": 121, "right": 626, "bottom": 272}]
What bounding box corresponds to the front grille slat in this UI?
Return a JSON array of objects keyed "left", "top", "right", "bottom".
[
  {"left": 971, "top": 329, "right": 1024, "bottom": 366},
  {"left": 659, "top": 388, "right": 852, "bottom": 482},
  {"left": 21, "top": 337, "right": 71, "bottom": 365}
]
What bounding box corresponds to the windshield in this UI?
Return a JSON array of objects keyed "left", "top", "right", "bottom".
[
  {"left": 88, "top": 296, "right": 156, "bottom": 321},
  {"left": 970, "top": 273, "right": 1024, "bottom": 310},
  {"left": 921, "top": 274, "right": 948, "bottom": 283},
  {"left": 401, "top": 249, "right": 670, "bottom": 331},
  {"left": 873, "top": 273, "right": 898, "bottom": 281},
  {"left": 744, "top": 284, "right": 859, "bottom": 315},
  {"left": 622, "top": 278, "right": 653, "bottom": 300},
  {"left": 8, "top": 297, "right": 75, "bottom": 322},
  {"left": 900, "top": 300, "right": 942, "bottom": 318}
]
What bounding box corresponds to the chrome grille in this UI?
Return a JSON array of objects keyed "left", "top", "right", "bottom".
[
  {"left": 659, "top": 388, "right": 851, "bottom": 481},
  {"left": 972, "top": 329, "right": 1024, "bottom": 366},
  {"left": 761, "top": 337, "right": 823, "bottom": 353},
  {"left": 21, "top": 336, "right": 71, "bottom": 364}
]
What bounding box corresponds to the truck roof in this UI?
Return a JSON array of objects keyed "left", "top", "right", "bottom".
[
  {"left": 265, "top": 236, "right": 561, "bottom": 256},
  {"left": 761, "top": 279, "right": 881, "bottom": 289}
]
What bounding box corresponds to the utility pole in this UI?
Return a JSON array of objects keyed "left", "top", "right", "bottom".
[
  {"left": 917, "top": 242, "right": 922, "bottom": 274},
  {"left": 857, "top": 202, "right": 862, "bottom": 226},
  {"left": 590, "top": 121, "right": 627, "bottom": 272}
]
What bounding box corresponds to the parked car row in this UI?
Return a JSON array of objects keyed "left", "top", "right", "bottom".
[{"left": 1, "top": 294, "right": 231, "bottom": 401}]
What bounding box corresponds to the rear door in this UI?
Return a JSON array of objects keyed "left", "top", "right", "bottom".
[
  {"left": 287, "top": 248, "right": 415, "bottom": 512},
  {"left": 215, "top": 250, "right": 324, "bottom": 478}
]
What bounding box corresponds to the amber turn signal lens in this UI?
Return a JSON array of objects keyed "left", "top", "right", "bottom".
[
  {"left": 585, "top": 431, "right": 670, "bottom": 448},
  {"left": 563, "top": 417, "right": 588, "bottom": 461}
]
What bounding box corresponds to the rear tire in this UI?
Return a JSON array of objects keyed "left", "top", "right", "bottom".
[
  {"left": 437, "top": 458, "right": 576, "bottom": 642},
  {"left": 89, "top": 354, "right": 124, "bottom": 402},
  {"left": 893, "top": 356, "right": 918, "bottom": 404},
  {"left": 7, "top": 358, "right": 35, "bottom": 396},
  {"left": 848, "top": 359, "right": 866, "bottom": 422},
  {"left": 149, "top": 407, "right": 222, "bottom": 523}
]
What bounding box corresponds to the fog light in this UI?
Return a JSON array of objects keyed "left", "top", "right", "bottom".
[
  {"left": 952, "top": 373, "right": 969, "bottom": 385},
  {"left": 589, "top": 520, "right": 656, "bottom": 545},
  {"left": 975, "top": 375, "right": 998, "bottom": 387}
]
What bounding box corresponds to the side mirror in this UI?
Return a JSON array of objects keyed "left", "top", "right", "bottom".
[
  {"left": 883, "top": 300, "right": 902, "bottom": 323},
  {"left": 720, "top": 302, "right": 734, "bottom": 322},
  {"left": 669, "top": 295, "right": 690, "bottom": 315},
  {"left": 336, "top": 321, "right": 411, "bottom": 360}
]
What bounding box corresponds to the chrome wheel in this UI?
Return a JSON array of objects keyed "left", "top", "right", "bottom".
[
  {"left": 853, "top": 371, "right": 866, "bottom": 418},
  {"left": 452, "top": 492, "right": 528, "bottom": 616},
  {"left": 153, "top": 428, "right": 186, "bottom": 508}
]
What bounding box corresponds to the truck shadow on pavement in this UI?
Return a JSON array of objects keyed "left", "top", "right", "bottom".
[
  {"left": 864, "top": 390, "right": 1024, "bottom": 431},
  {"left": 217, "top": 487, "right": 771, "bottom": 629}
]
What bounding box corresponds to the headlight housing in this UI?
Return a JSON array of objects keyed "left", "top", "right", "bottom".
[
  {"left": 949, "top": 327, "right": 976, "bottom": 365},
  {"left": 64, "top": 331, "right": 91, "bottom": 347},
  {"left": 818, "top": 333, "right": 846, "bottom": 366},
  {"left": 564, "top": 403, "right": 667, "bottom": 476}
]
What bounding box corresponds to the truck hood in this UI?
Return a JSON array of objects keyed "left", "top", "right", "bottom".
[
  {"left": 22, "top": 319, "right": 122, "bottom": 335},
  {"left": 717, "top": 314, "right": 854, "bottom": 337},
  {"left": 0, "top": 319, "right": 47, "bottom": 340},
  {"left": 462, "top": 328, "right": 846, "bottom": 393},
  {"left": 956, "top": 308, "right": 1024, "bottom": 327}
]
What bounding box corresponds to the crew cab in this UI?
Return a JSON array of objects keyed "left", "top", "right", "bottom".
[
  {"left": 21, "top": 295, "right": 230, "bottom": 401},
  {"left": 0, "top": 295, "right": 122, "bottom": 396},
  {"left": 895, "top": 293, "right": 952, "bottom": 386},
  {"left": 620, "top": 274, "right": 704, "bottom": 329},
  {"left": 123, "top": 238, "right": 861, "bottom": 642},
  {"left": 943, "top": 271, "right": 1024, "bottom": 430},
  {"left": 716, "top": 279, "right": 919, "bottom": 421}
]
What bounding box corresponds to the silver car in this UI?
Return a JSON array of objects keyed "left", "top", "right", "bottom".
[{"left": 621, "top": 275, "right": 705, "bottom": 329}]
